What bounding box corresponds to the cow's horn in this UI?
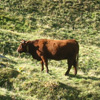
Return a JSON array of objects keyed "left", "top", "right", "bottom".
[{"left": 21, "top": 40, "right": 26, "bottom": 43}]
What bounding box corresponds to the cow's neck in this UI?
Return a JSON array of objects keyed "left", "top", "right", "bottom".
[
  {"left": 26, "top": 45, "right": 29, "bottom": 52},
  {"left": 26, "top": 44, "right": 34, "bottom": 55}
]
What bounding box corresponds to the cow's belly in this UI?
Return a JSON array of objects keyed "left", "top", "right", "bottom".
[
  {"left": 48, "top": 56, "right": 68, "bottom": 60},
  {"left": 32, "top": 54, "right": 41, "bottom": 61},
  {"left": 46, "top": 51, "right": 72, "bottom": 60}
]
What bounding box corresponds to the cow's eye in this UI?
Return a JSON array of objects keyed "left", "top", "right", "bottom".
[{"left": 21, "top": 44, "right": 26, "bottom": 49}]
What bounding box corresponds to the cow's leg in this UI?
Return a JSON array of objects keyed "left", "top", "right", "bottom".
[
  {"left": 41, "top": 60, "right": 44, "bottom": 71},
  {"left": 65, "top": 59, "right": 73, "bottom": 75},
  {"left": 73, "top": 59, "right": 77, "bottom": 75},
  {"left": 41, "top": 56, "right": 49, "bottom": 73}
]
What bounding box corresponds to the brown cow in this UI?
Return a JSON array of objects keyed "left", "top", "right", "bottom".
[{"left": 17, "top": 39, "right": 79, "bottom": 75}]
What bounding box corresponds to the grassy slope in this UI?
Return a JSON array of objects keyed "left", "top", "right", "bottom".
[{"left": 0, "top": 0, "right": 100, "bottom": 100}]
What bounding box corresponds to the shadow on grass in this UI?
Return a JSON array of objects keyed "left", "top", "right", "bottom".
[
  {"left": 69, "top": 74, "right": 100, "bottom": 81},
  {"left": 56, "top": 82, "right": 80, "bottom": 100},
  {"left": 0, "top": 67, "right": 19, "bottom": 90},
  {"left": 0, "top": 57, "right": 17, "bottom": 68},
  {"left": 0, "top": 95, "right": 24, "bottom": 100},
  {"left": 37, "top": 80, "right": 81, "bottom": 100},
  {"left": 0, "top": 95, "right": 13, "bottom": 100}
]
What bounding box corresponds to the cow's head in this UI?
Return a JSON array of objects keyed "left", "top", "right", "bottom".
[{"left": 17, "top": 40, "right": 29, "bottom": 53}]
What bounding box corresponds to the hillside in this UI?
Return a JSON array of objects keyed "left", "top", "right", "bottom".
[{"left": 0, "top": 0, "right": 100, "bottom": 100}]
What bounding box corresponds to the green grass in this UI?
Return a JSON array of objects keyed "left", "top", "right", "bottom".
[
  {"left": 0, "top": 0, "right": 100, "bottom": 100},
  {"left": 0, "top": 28, "right": 100, "bottom": 100}
]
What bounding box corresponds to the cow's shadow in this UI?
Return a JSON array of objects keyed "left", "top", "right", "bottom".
[
  {"left": 55, "top": 82, "right": 80, "bottom": 100},
  {"left": 69, "top": 74, "right": 100, "bottom": 81}
]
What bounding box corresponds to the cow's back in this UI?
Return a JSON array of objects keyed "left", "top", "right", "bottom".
[{"left": 37, "top": 39, "right": 79, "bottom": 60}]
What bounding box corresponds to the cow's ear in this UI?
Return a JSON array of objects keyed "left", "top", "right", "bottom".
[
  {"left": 26, "top": 41, "right": 31, "bottom": 44},
  {"left": 21, "top": 40, "right": 26, "bottom": 44}
]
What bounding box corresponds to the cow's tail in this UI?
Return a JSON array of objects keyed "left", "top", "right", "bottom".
[
  {"left": 76, "top": 53, "right": 79, "bottom": 68},
  {"left": 76, "top": 41, "right": 79, "bottom": 68}
]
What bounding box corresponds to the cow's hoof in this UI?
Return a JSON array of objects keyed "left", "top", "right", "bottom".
[
  {"left": 46, "top": 70, "right": 49, "bottom": 73},
  {"left": 65, "top": 73, "right": 69, "bottom": 76}
]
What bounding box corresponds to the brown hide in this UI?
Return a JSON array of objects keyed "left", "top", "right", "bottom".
[{"left": 17, "top": 39, "right": 79, "bottom": 75}]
